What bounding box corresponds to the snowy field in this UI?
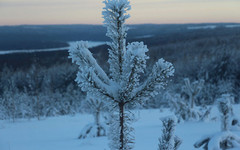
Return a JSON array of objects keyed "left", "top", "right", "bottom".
[{"left": 0, "top": 105, "right": 240, "bottom": 150}]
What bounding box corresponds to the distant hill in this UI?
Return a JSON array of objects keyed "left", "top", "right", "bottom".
[{"left": 1, "top": 23, "right": 240, "bottom": 50}]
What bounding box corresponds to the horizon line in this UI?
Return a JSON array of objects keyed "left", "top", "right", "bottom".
[{"left": 1, "top": 22, "right": 240, "bottom": 27}]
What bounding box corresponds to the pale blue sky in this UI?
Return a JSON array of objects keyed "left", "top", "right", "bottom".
[{"left": 0, "top": 0, "right": 239, "bottom": 25}]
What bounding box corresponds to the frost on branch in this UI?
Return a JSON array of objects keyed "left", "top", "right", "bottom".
[
  {"left": 158, "top": 117, "right": 181, "bottom": 150},
  {"left": 121, "top": 42, "right": 149, "bottom": 94},
  {"left": 69, "top": 0, "right": 174, "bottom": 149},
  {"left": 69, "top": 41, "right": 116, "bottom": 101},
  {"left": 103, "top": 0, "right": 131, "bottom": 83},
  {"left": 69, "top": 41, "right": 111, "bottom": 85},
  {"left": 132, "top": 59, "right": 174, "bottom": 103}
]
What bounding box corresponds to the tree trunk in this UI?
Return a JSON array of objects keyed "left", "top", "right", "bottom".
[
  {"left": 12, "top": 103, "right": 16, "bottom": 123},
  {"left": 119, "top": 101, "right": 124, "bottom": 150},
  {"left": 190, "top": 95, "right": 194, "bottom": 109},
  {"left": 190, "top": 94, "right": 195, "bottom": 119},
  {"left": 37, "top": 95, "right": 40, "bottom": 120},
  {"left": 95, "top": 110, "right": 100, "bottom": 137}
]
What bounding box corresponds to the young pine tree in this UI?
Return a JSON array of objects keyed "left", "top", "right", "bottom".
[
  {"left": 183, "top": 78, "right": 204, "bottom": 109},
  {"left": 158, "top": 117, "right": 181, "bottom": 150},
  {"left": 175, "top": 78, "right": 210, "bottom": 121},
  {"left": 78, "top": 95, "right": 107, "bottom": 139},
  {"left": 69, "top": 0, "right": 174, "bottom": 149},
  {"left": 218, "top": 94, "right": 234, "bottom": 132}
]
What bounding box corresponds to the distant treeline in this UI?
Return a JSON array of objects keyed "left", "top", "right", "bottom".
[{"left": 1, "top": 23, "right": 240, "bottom": 50}]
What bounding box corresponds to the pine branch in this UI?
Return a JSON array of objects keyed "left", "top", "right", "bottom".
[
  {"left": 121, "top": 42, "right": 149, "bottom": 100},
  {"left": 69, "top": 41, "right": 111, "bottom": 85},
  {"left": 103, "top": 0, "right": 130, "bottom": 82},
  {"left": 74, "top": 67, "right": 115, "bottom": 103},
  {"left": 158, "top": 117, "right": 181, "bottom": 150},
  {"left": 129, "top": 59, "right": 174, "bottom": 103}
]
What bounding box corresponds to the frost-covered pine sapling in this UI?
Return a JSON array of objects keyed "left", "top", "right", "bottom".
[
  {"left": 183, "top": 78, "right": 204, "bottom": 109},
  {"left": 217, "top": 94, "right": 240, "bottom": 131},
  {"left": 69, "top": 0, "right": 174, "bottom": 149},
  {"left": 78, "top": 95, "right": 107, "bottom": 139},
  {"left": 218, "top": 94, "right": 233, "bottom": 131},
  {"left": 182, "top": 78, "right": 209, "bottom": 121},
  {"left": 168, "top": 93, "right": 210, "bottom": 122},
  {"left": 158, "top": 117, "right": 181, "bottom": 150},
  {"left": 194, "top": 94, "right": 240, "bottom": 150},
  {"left": 168, "top": 93, "right": 189, "bottom": 122}
]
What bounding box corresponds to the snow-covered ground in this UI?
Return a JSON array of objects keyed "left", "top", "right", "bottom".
[
  {"left": 0, "top": 41, "right": 105, "bottom": 55},
  {"left": 0, "top": 105, "right": 239, "bottom": 150}
]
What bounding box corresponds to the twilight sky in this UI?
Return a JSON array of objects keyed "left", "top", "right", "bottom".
[{"left": 0, "top": 0, "right": 240, "bottom": 25}]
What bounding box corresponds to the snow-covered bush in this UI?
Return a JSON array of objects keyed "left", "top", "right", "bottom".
[
  {"left": 182, "top": 78, "right": 204, "bottom": 109},
  {"left": 218, "top": 94, "right": 240, "bottom": 131},
  {"left": 0, "top": 62, "right": 83, "bottom": 120},
  {"left": 158, "top": 117, "right": 181, "bottom": 150},
  {"left": 177, "top": 78, "right": 210, "bottom": 121},
  {"left": 168, "top": 93, "right": 211, "bottom": 122},
  {"left": 0, "top": 77, "right": 31, "bottom": 121},
  {"left": 200, "top": 82, "right": 218, "bottom": 105},
  {"left": 218, "top": 94, "right": 234, "bottom": 131},
  {"left": 68, "top": 0, "right": 174, "bottom": 149},
  {"left": 0, "top": 90, "right": 29, "bottom": 121},
  {"left": 78, "top": 95, "right": 107, "bottom": 139},
  {"left": 194, "top": 94, "right": 240, "bottom": 149}
]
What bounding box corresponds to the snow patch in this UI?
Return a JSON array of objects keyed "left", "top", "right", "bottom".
[
  {"left": 187, "top": 25, "right": 217, "bottom": 30},
  {"left": 225, "top": 24, "right": 240, "bottom": 28},
  {"left": 135, "top": 35, "right": 154, "bottom": 39}
]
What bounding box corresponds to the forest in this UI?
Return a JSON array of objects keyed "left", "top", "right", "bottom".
[
  {"left": 1, "top": 1, "right": 240, "bottom": 149},
  {"left": 1, "top": 23, "right": 240, "bottom": 120}
]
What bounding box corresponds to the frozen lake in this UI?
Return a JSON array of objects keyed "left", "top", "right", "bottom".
[{"left": 0, "top": 41, "right": 106, "bottom": 55}]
